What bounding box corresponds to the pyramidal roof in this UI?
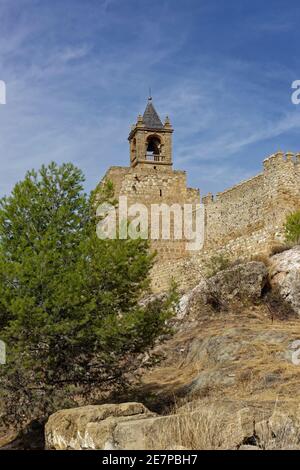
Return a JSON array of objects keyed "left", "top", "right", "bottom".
[{"left": 142, "top": 98, "right": 163, "bottom": 129}]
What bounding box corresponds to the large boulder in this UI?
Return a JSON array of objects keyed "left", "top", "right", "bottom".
[
  {"left": 45, "top": 400, "right": 300, "bottom": 450},
  {"left": 44, "top": 400, "right": 248, "bottom": 450},
  {"left": 177, "top": 261, "right": 267, "bottom": 318},
  {"left": 207, "top": 261, "right": 267, "bottom": 302},
  {"left": 270, "top": 246, "right": 300, "bottom": 316},
  {"left": 45, "top": 402, "right": 155, "bottom": 450}
]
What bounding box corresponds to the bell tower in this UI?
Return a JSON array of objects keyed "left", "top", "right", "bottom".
[{"left": 128, "top": 97, "right": 173, "bottom": 170}]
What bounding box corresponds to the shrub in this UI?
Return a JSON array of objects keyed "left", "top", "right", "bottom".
[
  {"left": 205, "top": 253, "right": 231, "bottom": 278},
  {"left": 284, "top": 210, "right": 300, "bottom": 244}
]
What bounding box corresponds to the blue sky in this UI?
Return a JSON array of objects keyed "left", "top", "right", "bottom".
[{"left": 0, "top": 0, "right": 300, "bottom": 197}]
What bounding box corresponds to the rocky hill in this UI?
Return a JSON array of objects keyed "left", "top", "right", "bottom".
[{"left": 42, "top": 246, "right": 300, "bottom": 450}]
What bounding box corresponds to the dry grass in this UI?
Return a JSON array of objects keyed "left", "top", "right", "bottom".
[
  {"left": 257, "top": 417, "right": 300, "bottom": 450},
  {"left": 147, "top": 399, "right": 300, "bottom": 450},
  {"left": 269, "top": 243, "right": 293, "bottom": 256},
  {"left": 147, "top": 402, "right": 233, "bottom": 450},
  {"left": 138, "top": 301, "right": 300, "bottom": 408},
  {"left": 250, "top": 253, "right": 271, "bottom": 266},
  {"left": 135, "top": 297, "right": 300, "bottom": 450}
]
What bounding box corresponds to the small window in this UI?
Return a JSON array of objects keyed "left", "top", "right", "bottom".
[{"left": 160, "top": 189, "right": 162, "bottom": 197}]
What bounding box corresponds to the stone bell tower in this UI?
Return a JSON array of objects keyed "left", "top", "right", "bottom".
[
  {"left": 99, "top": 96, "right": 200, "bottom": 289},
  {"left": 128, "top": 97, "right": 173, "bottom": 170}
]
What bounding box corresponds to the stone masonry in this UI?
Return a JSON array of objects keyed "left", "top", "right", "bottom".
[
  {"left": 99, "top": 97, "right": 200, "bottom": 263},
  {"left": 98, "top": 99, "right": 300, "bottom": 292}
]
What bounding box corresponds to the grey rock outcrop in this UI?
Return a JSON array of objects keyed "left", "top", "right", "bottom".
[
  {"left": 270, "top": 246, "right": 300, "bottom": 316},
  {"left": 177, "top": 261, "right": 268, "bottom": 318}
]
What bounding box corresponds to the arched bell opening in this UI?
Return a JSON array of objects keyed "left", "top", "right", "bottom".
[{"left": 146, "top": 135, "right": 163, "bottom": 161}]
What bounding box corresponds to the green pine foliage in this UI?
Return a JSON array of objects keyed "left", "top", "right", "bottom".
[
  {"left": 0, "top": 162, "right": 176, "bottom": 426},
  {"left": 285, "top": 210, "right": 300, "bottom": 244}
]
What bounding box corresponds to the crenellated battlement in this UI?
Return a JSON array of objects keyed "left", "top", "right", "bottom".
[
  {"left": 263, "top": 151, "right": 300, "bottom": 169},
  {"left": 202, "top": 151, "right": 300, "bottom": 206}
]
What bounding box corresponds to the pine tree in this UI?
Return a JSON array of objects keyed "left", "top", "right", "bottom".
[{"left": 0, "top": 162, "right": 175, "bottom": 426}]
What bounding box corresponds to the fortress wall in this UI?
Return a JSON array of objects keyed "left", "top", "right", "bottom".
[
  {"left": 186, "top": 187, "right": 201, "bottom": 204},
  {"left": 150, "top": 152, "right": 300, "bottom": 293},
  {"left": 101, "top": 166, "right": 129, "bottom": 196},
  {"left": 100, "top": 153, "right": 300, "bottom": 293},
  {"left": 150, "top": 255, "right": 203, "bottom": 293},
  {"left": 204, "top": 152, "right": 300, "bottom": 254},
  {"left": 203, "top": 173, "right": 265, "bottom": 250},
  {"left": 261, "top": 152, "right": 300, "bottom": 230},
  {"left": 103, "top": 166, "right": 200, "bottom": 262},
  {"left": 119, "top": 169, "right": 189, "bottom": 204}
]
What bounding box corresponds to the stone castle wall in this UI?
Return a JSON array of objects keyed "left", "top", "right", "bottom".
[
  {"left": 100, "top": 152, "right": 300, "bottom": 293},
  {"left": 151, "top": 152, "right": 300, "bottom": 292},
  {"left": 102, "top": 165, "right": 200, "bottom": 262},
  {"left": 204, "top": 151, "right": 300, "bottom": 255}
]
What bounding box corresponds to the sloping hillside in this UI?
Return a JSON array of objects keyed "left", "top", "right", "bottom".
[{"left": 44, "top": 249, "right": 300, "bottom": 450}]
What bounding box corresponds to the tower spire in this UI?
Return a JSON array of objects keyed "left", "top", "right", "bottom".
[{"left": 142, "top": 96, "right": 163, "bottom": 128}]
